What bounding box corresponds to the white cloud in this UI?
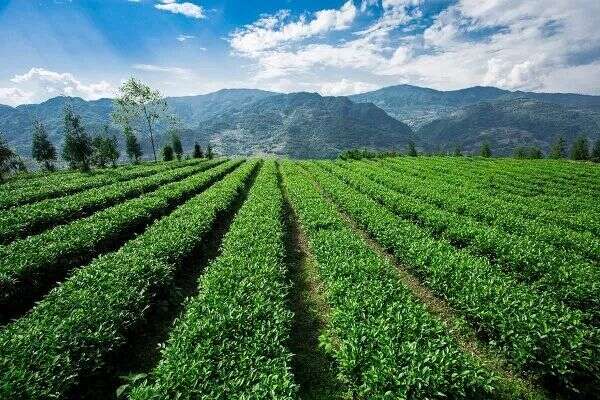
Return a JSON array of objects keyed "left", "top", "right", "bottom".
[
  {"left": 0, "top": 87, "right": 34, "bottom": 106},
  {"left": 132, "top": 64, "right": 191, "bottom": 76},
  {"left": 155, "top": 1, "right": 205, "bottom": 19},
  {"left": 319, "top": 78, "right": 379, "bottom": 95},
  {"left": 356, "top": 0, "right": 421, "bottom": 37},
  {"left": 230, "top": 1, "right": 357, "bottom": 55},
  {"left": 7, "top": 68, "right": 113, "bottom": 104},
  {"left": 230, "top": 0, "right": 600, "bottom": 95},
  {"left": 176, "top": 34, "right": 195, "bottom": 42}
]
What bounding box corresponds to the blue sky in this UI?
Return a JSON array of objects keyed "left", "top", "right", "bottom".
[{"left": 1, "top": 0, "right": 600, "bottom": 105}]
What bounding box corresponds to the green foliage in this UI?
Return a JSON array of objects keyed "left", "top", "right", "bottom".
[
  {"left": 479, "top": 141, "right": 492, "bottom": 157},
  {"left": 549, "top": 135, "right": 567, "bottom": 159},
  {"left": 206, "top": 144, "right": 214, "bottom": 160},
  {"left": 338, "top": 148, "right": 399, "bottom": 160},
  {"left": 124, "top": 126, "right": 143, "bottom": 163},
  {"left": 131, "top": 161, "right": 297, "bottom": 399},
  {"left": 0, "top": 159, "right": 234, "bottom": 311},
  {"left": 31, "top": 121, "right": 56, "bottom": 171},
  {"left": 0, "top": 155, "right": 598, "bottom": 399},
  {"left": 570, "top": 135, "right": 590, "bottom": 160},
  {"left": 0, "top": 133, "right": 21, "bottom": 182},
  {"left": 193, "top": 142, "right": 203, "bottom": 158},
  {"left": 407, "top": 140, "right": 418, "bottom": 156},
  {"left": 453, "top": 144, "right": 463, "bottom": 156},
  {"left": 282, "top": 162, "right": 497, "bottom": 398},
  {"left": 513, "top": 146, "right": 543, "bottom": 159},
  {"left": 107, "top": 133, "right": 119, "bottom": 166},
  {"left": 0, "top": 159, "right": 206, "bottom": 210},
  {"left": 91, "top": 126, "right": 120, "bottom": 168},
  {"left": 328, "top": 161, "right": 600, "bottom": 322},
  {"left": 162, "top": 144, "right": 174, "bottom": 161},
  {"left": 0, "top": 159, "right": 222, "bottom": 244},
  {"left": 592, "top": 139, "right": 600, "bottom": 163},
  {"left": 0, "top": 160, "right": 257, "bottom": 399},
  {"left": 171, "top": 133, "right": 183, "bottom": 160},
  {"left": 61, "top": 107, "right": 93, "bottom": 171},
  {"left": 306, "top": 161, "right": 597, "bottom": 394}
]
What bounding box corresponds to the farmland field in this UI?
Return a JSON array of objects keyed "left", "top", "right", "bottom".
[{"left": 0, "top": 157, "right": 599, "bottom": 400}]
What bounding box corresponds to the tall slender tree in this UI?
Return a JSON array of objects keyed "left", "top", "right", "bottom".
[
  {"left": 591, "top": 139, "right": 600, "bottom": 163},
  {"left": 124, "top": 126, "right": 142, "bottom": 163},
  {"left": 206, "top": 144, "right": 214, "bottom": 160},
  {"left": 61, "top": 107, "right": 92, "bottom": 171},
  {"left": 193, "top": 142, "right": 203, "bottom": 158},
  {"left": 570, "top": 135, "right": 590, "bottom": 161},
  {"left": 112, "top": 77, "right": 168, "bottom": 162},
  {"left": 171, "top": 133, "right": 183, "bottom": 161},
  {"left": 407, "top": 141, "right": 418, "bottom": 156},
  {"left": 91, "top": 135, "right": 109, "bottom": 168},
  {"left": 0, "top": 133, "right": 21, "bottom": 182},
  {"left": 31, "top": 121, "right": 57, "bottom": 171},
  {"left": 162, "top": 144, "right": 174, "bottom": 161},
  {"left": 480, "top": 141, "right": 492, "bottom": 157},
  {"left": 549, "top": 136, "right": 567, "bottom": 159},
  {"left": 453, "top": 144, "right": 463, "bottom": 157},
  {"left": 91, "top": 126, "right": 120, "bottom": 168},
  {"left": 107, "top": 134, "right": 119, "bottom": 167}
]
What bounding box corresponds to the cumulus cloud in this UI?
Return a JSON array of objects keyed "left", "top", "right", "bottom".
[
  {"left": 6, "top": 68, "right": 113, "bottom": 104},
  {"left": 232, "top": 1, "right": 420, "bottom": 86},
  {"left": 230, "top": 1, "right": 357, "bottom": 55},
  {"left": 155, "top": 0, "right": 205, "bottom": 19},
  {"left": 0, "top": 87, "right": 33, "bottom": 107},
  {"left": 319, "top": 78, "right": 379, "bottom": 95},
  {"left": 231, "top": 0, "right": 600, "bottom": 94}
]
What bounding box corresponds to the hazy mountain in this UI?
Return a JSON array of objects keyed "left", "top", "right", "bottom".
[
  {"left": 167, "top": 88, "right": 277, "bottom": 125},
  {"left": 182, "top": 92, "right": 416, "bottom": 158},
  {"left": 0, "top": 89, "right": 414, "bottom": 159},
  {"left": 418, "top": 98, "right": 600, "bottom": 155},
  {"left": 350, "top": 84, "right": 600, "bottom": 129},
  {"left": 2, "top": 84, "right": 600, "bottom": 159},
  {"left": 0, "top": 89, "right": 277, "bottom": 157}
]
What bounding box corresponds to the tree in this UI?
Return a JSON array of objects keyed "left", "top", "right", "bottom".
[
  {"left": 529, "top": 146, "right": 544, "bottom": 159},
  {"left": 0, "top": 133, "right": 22, "bottom": 182},
  {"left": 407, "top": 141, "right": 418, "bottom": 157},
  {"left": 62, "top": 107, "right": 93, "bottom": 171},
  {"left": 514, "top": 147, "right": 528, "bottom": 159},
  {"left": 124, "top": 126, "right": 142, "bottom": 163},
  {"left": 171, "top": 133, "right": 183, "bottom": 161},
  {"left": 206, "top": 144, "right": 214, "bottom": 160},
  {"left": 107, "top": 134, "right": 120, "bottom": 167},
  {"left": 92, "top": 126, "right": 120, "bottom": 168},
  {"left": 31, "top": 121, "right": 57, "bottom": 171},
  {"left": 193, "top": 142, "right": 203, "bottom": 158},
  {"left": 549, "top": 136, "right": 566, "bottom": 159},
  {"left": 162, "top": 144, "right": 174, "bottom": 161},
  {"left": 591, "top": 139, "right": 600, "bottom": 163},
  {"left": 480, "top": 142, "right": 492, "bottom": 157},
  {"left": 514, "top": 146, "right": 544, "bottom": 159},
  {"left": 570, "top": 135, "right": 590, "bottom": 160},
  {"left": 91, "top": 136, "right": 109, "bottom": 168},
  {"left": 453, "top": 145, "right": 463, "bottom": 157},
  {"left": 112, "top": 77, "right": 168, "bottom": 162}
]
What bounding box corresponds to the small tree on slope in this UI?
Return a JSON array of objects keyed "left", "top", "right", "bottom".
[
  {"left": 61, "top": 107, "right": 93, "bottom": 172},
  {"left": 570, "top": 136, "right": 590, "bottom": 161},
  {"left": 31, "top": 121, "right": 57, "bottom": 171}
]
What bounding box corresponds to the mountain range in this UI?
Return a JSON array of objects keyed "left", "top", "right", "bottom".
[{"left": 1, "top": 85, "right": 599, "bottom": 159}]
